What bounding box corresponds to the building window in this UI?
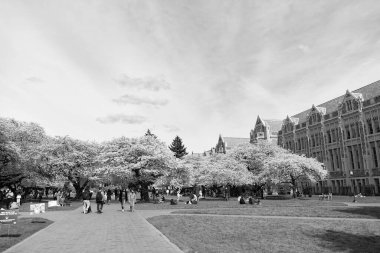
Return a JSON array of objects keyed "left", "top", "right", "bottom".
[
  {"left": 355, "top": 148, "right": 361, "bottom": 169},
  {"left": 367, "top": 119, "right": 374, "bottom": 135},
  {"left": 347, "top": 100, "right": 353, "bottom": 111},
  {"left": 349, "top": 148, "right": 355, "bottom": 170},
  {"left": 345, "top": 126, "right": 351, "bottom": 139},
  {"left": 327, "top": 131, "right": 331, "bottom": 143},
  {"left": 330, "top": 150, "right": 335, "bottom": 171},
  {"left": 356, "top": 122, "right": 361, "bottom": 137},
  {"left": 331, "top": 129, "right": 336, "bottom": 142},
  {"left": 351, "top": 124, "right": 356, "bottom": 138},
  {"left": 374, "top": 116, "right": 380, "bottom": 133},
  {"left": 372, "top": 145, "right": 378, "bottom": 168}
]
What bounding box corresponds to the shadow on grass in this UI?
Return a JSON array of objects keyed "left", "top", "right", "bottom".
[
  {"left": 334, "top": 207, "right": 380, "bottom": 219},
  {"left": 31, "top": 220, "right": 46, "bottom": 223},
  {"left": 0, "top": 234, "right": 21, "bottom": 238},
  {"left": 314, "top": 229, "right": 380, "bottom": 253}
]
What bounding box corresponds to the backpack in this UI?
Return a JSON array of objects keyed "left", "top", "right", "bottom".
[{"left": 96, "top": 191, "right": 102, "bottom": 202}]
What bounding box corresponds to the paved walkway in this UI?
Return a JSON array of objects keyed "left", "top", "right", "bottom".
[{"left": 5, "top": 202, "right": 182, "bottom": 253}]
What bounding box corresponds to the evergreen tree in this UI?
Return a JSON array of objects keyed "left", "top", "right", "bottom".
[
  {"left": 145, "top": 129, "right": 157, "bottom": 139},
  {"left": 169, "top": 136, "right": 188, "bottom": 158}
]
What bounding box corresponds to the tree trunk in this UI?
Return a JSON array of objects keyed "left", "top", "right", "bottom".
[
  {"left": 72, "top": 178, "right": 89, "bottom": 200},
  {"left": 291, "top": 177, "right": 297, "bottom": 198},
  {"left": 140, "top": 183, "right": 150, "bottom": 202}
]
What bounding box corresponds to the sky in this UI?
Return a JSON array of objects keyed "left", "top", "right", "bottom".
[{"left": 1, "top": 0, "right": 380, "bottom": 153}]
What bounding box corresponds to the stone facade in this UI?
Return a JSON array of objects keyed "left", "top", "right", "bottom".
[
  {"left": 250, "top": 116, "right": 282, "bottom": 144},
  {"left": 278, "top": 80, "right": 380, "bottom": 195}
]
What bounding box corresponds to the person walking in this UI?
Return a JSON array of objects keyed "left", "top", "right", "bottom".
[
  {"left": 119, "top": 188, "right": 128, "bottom": 212},
  {"left": 95, "top": 188, "right": 105, "bottom": 213},
  {"left": 106, "top": 189, "right": 112, "bottom": 205},
  {"left": 129, "top": 189, "right": 136, "bottom": 212},
  {"left": 82, "top": 188, "right": 91, "bottom": 214},
  {"left": 16, "top": 192, "right": 22, "bottom": 206},
  {"left": 5, "top": 188, "right": 14, "bottom": 209}
]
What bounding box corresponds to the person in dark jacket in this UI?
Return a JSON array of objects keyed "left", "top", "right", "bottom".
[
  {"left": 82, "top": 188, "right": 91, "bottom": 214},
  {"left": 95, "top": 187, "right": 105, "bottom": 213},
  {"left": 106, "top": 189, "right": 112, "bottom": 204},
  {"left": 119, "top": 188, "right": 128, "bottom": 212}
]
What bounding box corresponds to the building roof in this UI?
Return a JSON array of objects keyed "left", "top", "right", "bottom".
[
  {"left": 263, "top": 119, "right": 283, "bottom": 133},
  {"left": 223, "top": 137, "right": 250, "bottom": 149},
  {"left": 291, "top": 80, "right": 380, "bottom": 123}
]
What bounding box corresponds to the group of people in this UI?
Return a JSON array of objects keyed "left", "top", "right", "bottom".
[
  {"left": 0, "top": 187, "right": 19, "bottom": 209},
  {"left": 185, "top": 193, "right": 198, "bottom": 204},
  {"left": 82, "top": 187, "right": 137, "bottom": 214},
  {"left": 237, "top": 196, "right": 261, "bottom": 205}
]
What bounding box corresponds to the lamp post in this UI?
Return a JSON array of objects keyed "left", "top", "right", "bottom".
[{"left": 350, "top": 171, "right": 356, "bottom": 202}]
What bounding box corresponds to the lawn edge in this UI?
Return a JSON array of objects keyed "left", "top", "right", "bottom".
[
  {"left": 139, "top": 213, "right": 183, "bottom": 253},
  {"left": 2, "top": 218, "right": 55, "bottom": 253}
]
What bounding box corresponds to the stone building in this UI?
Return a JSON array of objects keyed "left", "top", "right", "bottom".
[
  {"left": 278, "top": 80, "right": 380, "bottom": 195},
  {"left": 215, "top": 134, "right": 250, "bottom": 153},
  {"left": 250, "top": 116, "right": 282, "bottom": 144}
]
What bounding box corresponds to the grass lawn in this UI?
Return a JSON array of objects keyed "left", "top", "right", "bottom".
[
  {"left": 135, "top": 197, "right": 347, "bottom": 210},
  {"left": 148, "top": 215, "right": 380, "bottom": 253},
  {"left": 0, "top": 217, "right": 53, "bottom": 252},
  {"left": 171, "top": 206, "right": 380, "bottom": 219},
  {"left": 18, "top": 200, "right": 83, "bottom": 213}
]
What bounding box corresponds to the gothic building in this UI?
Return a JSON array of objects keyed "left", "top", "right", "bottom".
[
  {"left": 250, "top": 116, "right": 282, "bottom": 144},
  {"left": 278, "top": 80, "right": 380, "bottom": 195},
  {"left": 215, "top": 134, "right": 250, "bottom": 153}
]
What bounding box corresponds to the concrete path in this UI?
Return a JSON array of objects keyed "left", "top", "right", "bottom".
[{"left": 4, "top": 202, "right": 182, "bottom": 253}]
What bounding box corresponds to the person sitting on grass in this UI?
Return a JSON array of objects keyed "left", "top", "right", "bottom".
[
  {"left": 238, "top": 196, "right": 246, "bottom": 204},
  {"left": 177, "top": 190, "right": 182, "bottom": 202},
  {"left": 190, "top": 193, "right": 198, "bottom": 204}
]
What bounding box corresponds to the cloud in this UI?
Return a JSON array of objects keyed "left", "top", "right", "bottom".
[
  {"left": 26, "top": 76, "right": 44, "bottom": 83},
  {"left": 114, "top": 74, "right": 170, "bottom": 91},
  {"left": 112, "top": 94, "right": 168, "bottom": 106},
  {"left": 96, "top": 114, "right": 146, "bottom": 124},
  {"left": 163, "top": 124, "right": 180, "bottom": 132},
  {"left": 297, "top": 44, "right": 310, "bottom": 53}
]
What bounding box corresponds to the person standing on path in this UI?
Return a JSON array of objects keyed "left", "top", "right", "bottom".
[
  {"left": 106, "top": 189, "right": 112, "bottom": 205},
  {"left": 119, "top": 188, "right": 128, "bottom": 212},
  {"left": 96, "top": 188, "right": 105, "bottom": 213},
  {"left": 129, "top": 189, "right": 136, "bottom": 212},
  {"left": 82, "top": 188, "right": 91, "bottom": 214}
]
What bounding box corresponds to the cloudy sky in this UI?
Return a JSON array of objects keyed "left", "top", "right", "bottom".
[{"left": 1, "top": 0, "right": 380, "bottom": 152}]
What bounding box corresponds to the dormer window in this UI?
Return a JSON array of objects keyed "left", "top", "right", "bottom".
[
  {"left": 347, "top": 100, "right": 352, "bottom": 111},
  {"left": 339, "top": 90, "right": 363, "bottom": 116}
]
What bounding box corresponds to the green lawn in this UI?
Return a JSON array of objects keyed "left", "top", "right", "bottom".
[
  {"left": 0, "top": 217, "right": 53, "bottom": 252},
  {"left": 145, "top": 196, "right": 380, "bottom": 252},
  {"left": 135, "top": 197, "right": 346, "bottom": 210},
  {"left": 135, "top": 195, "right": 380, "bottom": 210},
  {"left": 171, "top": 206, "right": 380, "bottom": 219},
  {"left": 148, "top": 215, "right": 380, "bottom": 253}
]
